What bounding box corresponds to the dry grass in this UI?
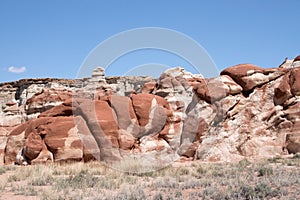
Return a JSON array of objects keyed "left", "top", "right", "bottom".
[{"left": 0, "top": 155, "right": 299, "bottom": 200}]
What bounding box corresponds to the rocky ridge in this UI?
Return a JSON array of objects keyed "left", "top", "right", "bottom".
[{"left": 1, "top": 56, "right": 300, "bottom": 166}]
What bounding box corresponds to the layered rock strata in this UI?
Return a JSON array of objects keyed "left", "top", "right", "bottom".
[{"left": 1, "top": 56, "right": 300, "bottom": 165}]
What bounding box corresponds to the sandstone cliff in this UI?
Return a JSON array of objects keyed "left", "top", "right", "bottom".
[{"left": 1, "top": 57, "right": 300, "bottom": 166}]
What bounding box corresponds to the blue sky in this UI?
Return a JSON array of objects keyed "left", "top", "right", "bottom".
[{"left": 1, "top": 0, "right": 300, "bottom": 82}]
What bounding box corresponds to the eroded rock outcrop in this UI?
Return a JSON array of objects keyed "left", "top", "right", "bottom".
[{"left": 1, "top": 56, "right": 300, "bottom": 165}]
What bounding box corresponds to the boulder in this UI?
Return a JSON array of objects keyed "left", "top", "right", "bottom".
[
  {"left": 0, "top": 134, "right": 8, "bottom": 165},
  {"left": 191, "top": 76, "right": 242, "bottom": 103},
  {"left": 43, "top": 117, "right": 84, "bottom": 162},
  {"left": 25, "top": 89, "right": 72, "bottom": 117},
  {"left": 274, "top": 73, "right": 292, "bottom": 105},
  {"left": 289, "top": 67, "right": 300, "bottom": 96},
  {"left": 292, "top": 55, "right": 300, "bottom": 68},
  {"left": 218, "top": 75, "right": 243, "bottom": 94},
  {"left": 108, "top": 95, "right": 140, "bottom": 137},
  {"left": 4, "top": 123, "right": 27, "bottom": 164},
  {"left": 294, "top": 55, "right": 300, "bottom": 62},
  {"left": 75, "top": 99, "right": 121, "bottom": 163},
  {"left": 131, "top": 94, "right": 167, "bottom": 137},
  {"left": 286, "top": 132, "right": 300, "bottom": 154},
  {"left": 221, "top": 64, "right": 286, "bottom": 91},
  {"left": 4, "top": 114, "right": 100, "bottom": 164},
  {"left": 178, "top": 118, "right": 208, "bottom": 157},
  {"left": 141, "top": 82, "right": 156, "bottom": 94}
]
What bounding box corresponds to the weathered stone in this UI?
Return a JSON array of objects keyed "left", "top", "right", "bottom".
[
  {"left": 108, "top": 95, "right": 140, "bottom": 137},
  {"left": 75, "top": 99, "right": 122, "bottom": 163},
  {"left": 25, "top": 89, "right": 72, "bottom": 116},
  {"left": 292, "top": 55, "right": 300, "bottom": 68},
  {"left": 131, "top": 94, "right": 167, "bottom": 137},
  {"left": 0, "top": 135, "right": 8, "bottom": 165},
  {"left": 221, "top": 64, "right": 286, "bottom": 91},
  {"left": 290, "top": 67, "right": 300, "bottom": 96},
  {"left": 1, "top": 62, "right": 300, "bottom": 165},
  {"left": 286, "top": 132, "right": 300, "bottom": 154},
  {"left": 141, "top": 82, "right": 156, "bottom": 94},
  {"left": 274, "top": 73, "right": 292, "bottom": 105}
]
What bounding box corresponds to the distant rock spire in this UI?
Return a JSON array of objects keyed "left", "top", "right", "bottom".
[
  {"left": 89, "top": 67, "right": 106, "bottom": 84},
  {"left": 278, "top": 57, "right": 293, "bottom": 68}
]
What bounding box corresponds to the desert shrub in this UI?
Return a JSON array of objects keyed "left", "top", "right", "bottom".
[
  {"left": 229, "top": 183, "right": 282, "bottom": 199},
  {"left": 200, "top": 164, "right": 226, "bottom": 178},
  {"left": 153, "top": 177, "right": 179, "bottom": 189},
  {"left": 11, "top": 185, "right": 38, "bottom": 196},
  {"left": 202, "top": 186, "right": 216, "bottom": 199},
  {"left": 1, "top": 158, "right": 299, "bottom": 199},
  {"left": 211, "top": 168, "right": 225, "bottom": 178},
  {"left": 8, "top": 174, "right": 20, "bottom": 182},
  {"left": 257, "top": 166, "right": 273, "bottom": 176},
  {"left": 110, "top": 185, "right": 146, "bottom": 200},
  {"left": 98, "top": 177, "right": 120, "bottom": 190},
  {"left": 153, "top": 193, "right": 163, "bottom": 200},
  {"left": 30, "top": 175, "right": 54, "bottom": 186},
  {"left": 267, "top": 157, "right": 282, "bottom": 163},
  {"left": 175, "top": 167, "right": 189, "bottom": 176},
  {"left": 180, "top": 179, "right": 201, "bottom": 190},
  {"left": 293, "top": 153, "right": 300, "bottom": 159},
  {"left": 55, "top": 170, "right": 99, "bottom": 190},
  {"left": 196, "top": 166, "right": 207, "bottom": 175},
  {"left": 111, "top": 157, "right": 165, "bottom": 175},
  {"left": 0, "top": 179, "right": 6, "bottom": 194},
  {"left": 0, "top": 166, "right": 6, "bottom": 175},
  {"left": 237, "top": 159, "right": 251, "bottom": 168},
  {"left": 175, "top": 190, "right": 182, "bottom": 198},
  {"left": 233, "top": 184, "right": 254, "bottom": 200},
  {"left": 86, "top": 161, "right": 109, "bottom": 176},
  {"left": 41, "top": 191, "right": 65, "bottom": 200},
  {"left": 189, "top": 191, "right": 202, "bottom": 199},
  {"left": 254, "top": 182, "right": 272, "bottom": 198}
]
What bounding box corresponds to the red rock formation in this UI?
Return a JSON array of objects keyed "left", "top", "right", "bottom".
[
  {"left": 1, "top": 63, "right": 300, "bottom": 166},
  {"left": 274, "top": 73, "right": 292, "bottom": 105},
  {"left": 221, "top": 64, "right": 285, "bottom": 91},
  {"left": 294, "top": 55, "right": 300, "bottom": 62},
  {"left": 290, "top": 67, "right": 300, "bottom": 96},
  {"left": 25, "top": 89, "right": 72, "bottom": 116}
]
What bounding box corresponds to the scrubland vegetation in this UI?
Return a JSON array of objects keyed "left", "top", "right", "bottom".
[{"left": 0, "top": 155, "right": 299, "bottom": 200}]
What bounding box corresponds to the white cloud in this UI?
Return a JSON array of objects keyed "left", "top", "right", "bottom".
[{"left": 8, "top": 66, "right": 26, "bottom": 73}]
